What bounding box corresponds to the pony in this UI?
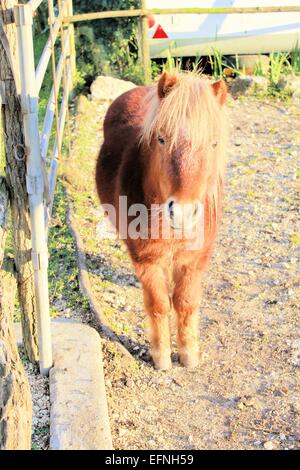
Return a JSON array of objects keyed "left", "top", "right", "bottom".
[{"left": 96, "top": 71, "right": 228, "bottom": 370}]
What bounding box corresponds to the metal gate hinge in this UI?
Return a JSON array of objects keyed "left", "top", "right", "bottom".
[
  {"left": 31, "top": 251, "right": 40, "bottom": 270},
  {"left": 31, "top": 251, "right": 49, "bottom": 271}
]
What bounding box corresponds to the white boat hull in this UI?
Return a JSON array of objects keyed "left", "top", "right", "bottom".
[{"left": 147, "top": 0, "right": 300, "bottom": 57}]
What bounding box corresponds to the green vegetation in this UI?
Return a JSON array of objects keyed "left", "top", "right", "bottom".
[
  {"left": 48, "top": 181, "right": 90, "bottom": 316},
  {"left": 291, "top": 41, "right": 300, "bottom": 75},
  {"left": 290, "top": 233, "right": 300, "bottom": 245},
  {"left": 31, "top": 2, "right": 300, "bottom": 95},
  {"left": 31, "top": 0, "right": 144, "bottom": 90},
  {"left": 72, "top": 0, "right": 143, "bottom": 86},
  {"left": 209, "top": 48, "right": 224, "bottom": 80},
  {"left": 253, "top": 55, "right": 265, "bottom": 77},
  {"left": 268, "top": 52, "right": 290, "bottom": 86}
]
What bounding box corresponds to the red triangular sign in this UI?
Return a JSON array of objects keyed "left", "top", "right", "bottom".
[{"left": 153, "top": 24, "right": 168, "bottom": 39}]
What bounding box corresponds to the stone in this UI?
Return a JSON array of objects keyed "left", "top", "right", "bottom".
[
  {"left": 227, "top": 54, "right": 270, "bottom": 75},
  {"left": 243, "top": 396, "right": 256, "bottom": 407},
  {"left": 119, "top": 428, "right": 127, "bottom": 437},
  {"left": 278, "top": 74, "right": 300, "bottom": 95},
  {"left": 91, "top": 76, "right": 136, "bottom": 102},
  {"left": 292, "top": 90, "right": 300, "bottom": 104},
  {"left": 263, "top": 440, "right": 274, "bottom": 450},
  {"left": 231, "top": 75, "right": 269, "bottom": 96},
  {"left": 49, "top": 320, "right": 113, "bottom": 450}
]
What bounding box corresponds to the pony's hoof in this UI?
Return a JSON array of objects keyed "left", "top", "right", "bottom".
[
  {"left": 179, "top": 351, "right": 200, "bottom": 369},
  {"left": 152, "top": 354, "right": 172, "bottom": 370}
]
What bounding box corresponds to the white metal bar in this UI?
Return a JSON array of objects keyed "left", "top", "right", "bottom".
[
  {"left": 40, "top": 30, "right": 70, "bottom": 162},
  {"left": 46, "top": 62, "right": 71, "bottom": 229},
  {"left": 35, "top": 11, "right": 62, "bottom": 95},
  {"left": 52, "top": 62, "right": 71, "bottom": 159},
  {"left": 48, "top": 0, "right": 61, "bottom": 162},
  {"left": 58, "top": 0, "right": 71, "bottom": 156},
  {"left": 14, "top": 3, "right": 53, "bottom": 377},
  {"left": 66, "top": 0, "right": 76, "bottom": 88},
  {"left": 28, "top": 0, "right": 44, "bottom": 12}
]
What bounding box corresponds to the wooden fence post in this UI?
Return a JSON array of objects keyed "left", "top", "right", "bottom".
[
  {"left": 66, "top": 0, "right": 76, "bottom": 90},
  {"left": 0, "top": 177, "right": 32, "bottom": 451},
  {"left": 139, "top": 0, "right": 151, "bottom": 85},
  {"left": 0, "top": 0, "right": 39, "bottom": 364}
]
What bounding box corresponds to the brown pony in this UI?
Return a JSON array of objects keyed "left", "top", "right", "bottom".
[{"left": 96, "top": 71, "right": 228, "bottom": 370}]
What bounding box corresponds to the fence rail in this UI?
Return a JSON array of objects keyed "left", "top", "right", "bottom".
[
  {"left": 64, "top": 6, "right": 300, "bottom": 24},
  {"left": 28, "top": 0, "right": 44, "bottom": 12},
  {"left": 35, "top": 8, "right": 63, "bottom": 94},
  {"left": 40, "top": 30, "right": 70, "bottom": 163}
]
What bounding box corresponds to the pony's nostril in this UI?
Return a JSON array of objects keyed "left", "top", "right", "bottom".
[{"left": 168, "top": 200, "right": 175, "bottom": 218}]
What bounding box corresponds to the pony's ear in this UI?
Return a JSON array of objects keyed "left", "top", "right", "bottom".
[
  {"left": 158, "top": 72, "right": 178, "bottom": 99},
  {"left": 211, "top": 80, "right": 227, "bottom": 105}
]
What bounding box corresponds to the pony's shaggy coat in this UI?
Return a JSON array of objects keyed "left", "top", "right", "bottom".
[{"left": 96, "top": 72, "right": 228, "bottom": 369}]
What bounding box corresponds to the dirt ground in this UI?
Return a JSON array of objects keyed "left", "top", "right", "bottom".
[{"left": 40, "top": 90, "right": 300, "bottom": 450}]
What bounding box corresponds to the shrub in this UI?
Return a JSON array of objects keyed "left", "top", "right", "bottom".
[
  {"left": 72, "top": 0, "right": 143, "bottom": 84},
  {"left": 35, "top": 1, "right": 144, "bottom": 88}
]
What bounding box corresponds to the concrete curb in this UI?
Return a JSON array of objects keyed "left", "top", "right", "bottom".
[{"left": 15, "top": 319, "right": 113, "bottom": 450}]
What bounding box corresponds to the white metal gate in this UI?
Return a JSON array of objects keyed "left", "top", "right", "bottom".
[{"left": 14, "top": 0, "right": 75, "bottom": 375}]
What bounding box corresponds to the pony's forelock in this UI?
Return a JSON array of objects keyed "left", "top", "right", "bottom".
[{"left": 141, "top": 72, "right": 228, "bottom": 224}]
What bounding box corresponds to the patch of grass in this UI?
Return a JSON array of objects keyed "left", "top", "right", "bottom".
[
  {"left": 103, "top": 306, "right": 115, "bottom": 318},
  {"left": 253, "top": 55, "right": 266, "bottom": 77},
  {"left": 244, "top": 168, "right": 256, "bottom": 176},
  {"left": 291, "top": 41, "right": 300, "bottom": 75},
  {"left": 209, "top": 48, "right": 224, "bottom": 80},
  {"left": 246, "top": 190, "right": 256, "bottom": 199},
  {"left": 114, "top": 250, "right": 129, "bottom": 262},
  {"left": 48, "top": 180, "right": 90, "bottom": 314},
  {"left": 31, "top": 443, "right": 42, "bottom": 451},
  {"left": 283, "top": 195, "right": 293, "bottom": 204},
  {"left": 226, "top": 54, "right": 245, "bottom": 77},
  {"left": 269, "top": 52, "right": 291, "bottom": 86},
  {"left": 34, "top": 426, "right": 50, "bottom": 437},
  {"left": 98, "top": 279, "right": 114, "bottom": 290},
  {"left": 233, "top": 282, "right": 242, "bottom": 290},
  {"left": 161, "top": 46, "right": 183, "bottom": 74},
  {"left": 290, "top": 233, "right": 300, "bottom": 245},
  {"left": 112, "top": 320, "right": 133, "bottom": 337}
]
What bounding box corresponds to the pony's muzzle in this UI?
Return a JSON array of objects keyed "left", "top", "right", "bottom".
[{"left": 165, "top": 198, "right": 202, "bottom": 231}]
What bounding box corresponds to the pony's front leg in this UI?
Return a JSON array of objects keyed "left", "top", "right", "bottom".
[
  {"left": 135, "top": 262, "right": 172, "bottom": 370},
  {"left": 173, "top": 266, "right": 202, "bottom": 368}
]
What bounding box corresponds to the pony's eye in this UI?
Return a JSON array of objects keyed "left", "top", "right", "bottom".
[
  {"left": 158, "top": 136, "right": 165, "bottom": 145},
  {"left": 212, "top": 141, "right": 218, "bottom": 149}
]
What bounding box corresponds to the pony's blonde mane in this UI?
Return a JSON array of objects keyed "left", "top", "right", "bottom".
[{"left": 141, "top": 71, "right": 228, "bottom": 223}]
